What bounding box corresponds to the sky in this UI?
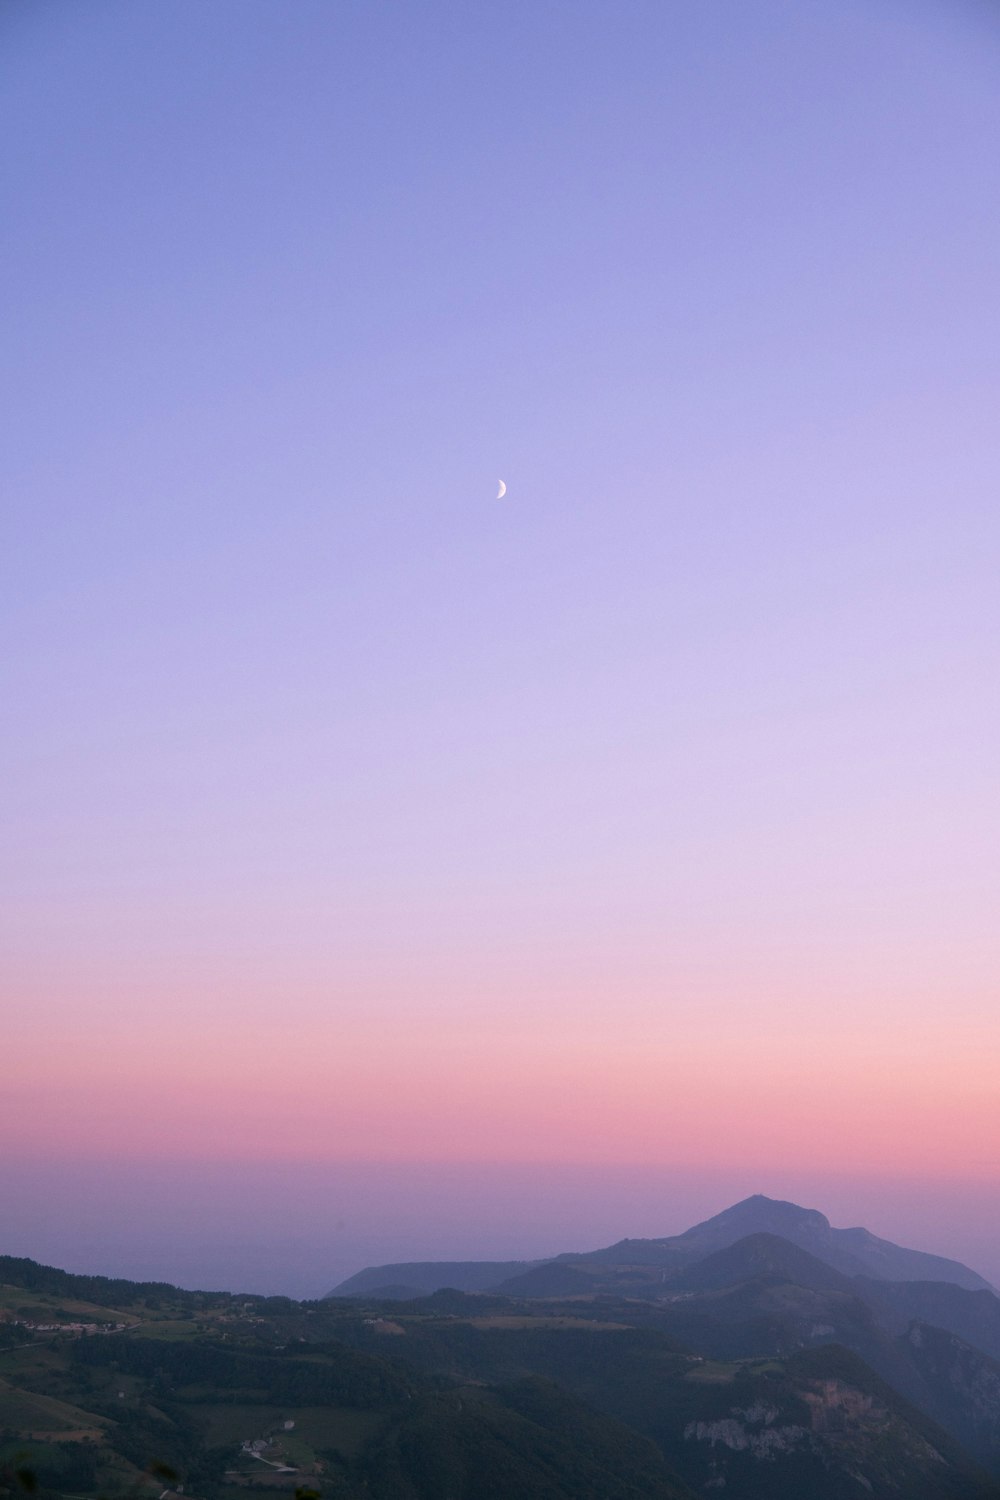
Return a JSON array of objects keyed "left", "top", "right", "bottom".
[{"left": 2, "top": 0, "right": 999, "bottom": 1294}]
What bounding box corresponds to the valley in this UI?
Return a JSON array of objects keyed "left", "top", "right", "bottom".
[{"left": 2, "top": 1198, "right": 999, "bottom": 1499}]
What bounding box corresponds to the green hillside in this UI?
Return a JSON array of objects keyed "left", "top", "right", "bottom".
[{"left": 2, "top": 1250, "right": 999, "bottom": 1500}]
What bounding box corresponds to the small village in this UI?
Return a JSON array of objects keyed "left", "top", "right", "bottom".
[{"left": 8, "top": 1317, "right": 131, "bottom": 1336}]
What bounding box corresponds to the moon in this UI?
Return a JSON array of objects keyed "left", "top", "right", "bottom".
[{"left": 496, "top": 479, "right": 507, "bottom": 499}]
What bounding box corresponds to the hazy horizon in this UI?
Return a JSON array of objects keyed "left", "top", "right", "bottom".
[{"left": 2, "top": 1159, "right": 998, "bottom": 1300}]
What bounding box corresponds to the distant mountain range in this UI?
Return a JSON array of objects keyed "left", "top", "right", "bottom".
[
  {"left": 327, "top": 1192, "right": 995, "bottom": 1298},
  {"left": 4, "top": 1194, "right": 1000, "bottom": 1500},
  {"left": 318, "top": 1192, "right": 1000, "bottom": 1488}
]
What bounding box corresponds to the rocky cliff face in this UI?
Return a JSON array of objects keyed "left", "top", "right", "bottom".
[
  {"left": 902, "top": 1321, "right": 1000, "bottom": 1471},
  {"left": 662, "top": 1348, "right": 992, "bottom": 1500}
]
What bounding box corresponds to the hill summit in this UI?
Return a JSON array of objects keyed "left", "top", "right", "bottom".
[{"left": 667, "top": 1195, "right": 992, "bottom": 1290}]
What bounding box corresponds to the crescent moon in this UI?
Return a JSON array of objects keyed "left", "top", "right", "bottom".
[{"left": 496, "top": 479, "right": 507, "bottom": 499}]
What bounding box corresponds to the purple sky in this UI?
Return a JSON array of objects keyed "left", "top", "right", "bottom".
[{"left": 2, "top": 0, "right": 999, "bottom": 1293}]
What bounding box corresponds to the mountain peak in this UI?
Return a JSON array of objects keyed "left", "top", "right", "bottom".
[{"left": 680, "top": 1194, "right": 832, "bottom": 1243}]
